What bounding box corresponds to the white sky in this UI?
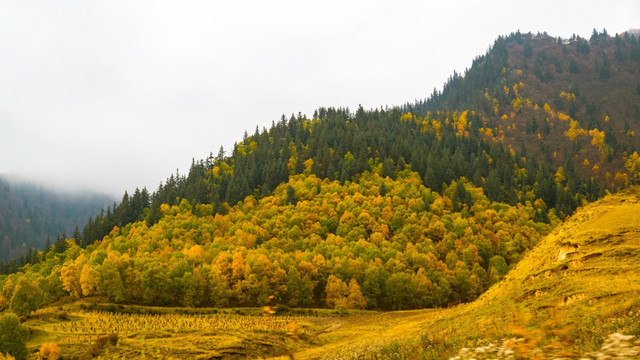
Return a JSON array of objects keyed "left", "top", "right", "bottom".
[{"left": 1, "top": 0, "right": 638, "bottom": 196}]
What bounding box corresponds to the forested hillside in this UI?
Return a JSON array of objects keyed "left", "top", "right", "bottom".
[
  {"left": 2, "top": 30, "right": 640, "bottom": 316},
  {"left": 0, "top": 177, "right": 111, "bottom": 267},
  {"left": 0, "top": 171, "right": 553, "bottom": 313},
  {"left": 75, "top": 30, "right": 640, "bottom": 252},
  {"left": 411, "top": 29, "right": 640, "bottom": 183},
  {"left": 77, "top": 107, "right": 601, "bottom": 252}
]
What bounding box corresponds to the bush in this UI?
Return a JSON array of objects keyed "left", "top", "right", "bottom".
[
  {"left": 89, "top": 333, "right": 118, "bottom": 357},
  {"left": 0, "top": 313, "right": 29, "bottom": 360},
  {"left": 39, "top": 343, "right": 60, "bottom": 360},
  {"left": 56, "top": 311, "right": 69, "bottom": 320}
]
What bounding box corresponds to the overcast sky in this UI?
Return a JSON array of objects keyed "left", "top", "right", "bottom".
[{"left": 1, "top": 0, "right": 638, "bottom": 197}]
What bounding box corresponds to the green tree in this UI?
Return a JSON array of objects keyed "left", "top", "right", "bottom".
[
  {"left": 10, "top": 278, "right": 42, "bottom": 317},
  {"left": 362, "top": 265, "right": 385, "bottom": 309},
  {"left": 489, "top": 255, "right": 509, "bottom": 276},
  {"left": 569, "top": 57, "right": 579, "bottom": 74},
  {"left": 452, "top": 181, "right": 474, "bottom": 212},
  {"left": 0, "top": 313, "right": 29, "bottom": 360},
  {"left": 523, "top": 42, "right": 533, "bottom": 57},
  {"left": 385, "top": 272, "right": 416, "bottom": 310},
  {"left": 146, "top": 197, "right": 162, "bottom": 227},
  {"left": 299, "top": 275, "right": 314, "bottom": 306},
  {"left": 209, "top": 266, "right": 230, "bottom": 307},
  {"left": 141, "top": 262, "right": 171, "bottom": 305},
  {"left": 286, "top": 185, "right": 297, "bottom": 205},
  {"left": 597, "top": 51, "right": 611, "bottom": 81},
  {"left": 285, "top": 267, "right": 302, "bottom": 306},
  {"left": 101, "top": 259, "right": 126, "bottom": 303}
]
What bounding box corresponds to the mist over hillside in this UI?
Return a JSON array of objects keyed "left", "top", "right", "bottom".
[
  {"left": 2, "top": 27, "right": 640, "bottom": 359},
  {"left": 0, "top": 175, "right": 113, "bottom": 264}
]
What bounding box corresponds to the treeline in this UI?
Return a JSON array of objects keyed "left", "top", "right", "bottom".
[
  {"left": 31, "top": 30, "right": 640, "bottom": 262},
  {"left": 410, "top": 29, "right": 640, "bottom": 114},
  {"left": 73, "top": 107, "right": 600, "bottom": 253},
  {"left": 407, "top": 30, "right": 640, "bottom": 183},
  {"left": 6, "top": 29, "right": 634, "bottom": 275},
  {"left": 0, "top": 171, "right": 554, "bottom": 313}
]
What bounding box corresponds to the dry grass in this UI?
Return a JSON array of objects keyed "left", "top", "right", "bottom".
[
  {"left": 24, "top": 306, "right": 331, "bottom": 359},
  {"left": 281, "top": 186, "right": 640, "bottom": 359},
  {"left": 23, "top": 187, "right": 640, "bottom": 359}
]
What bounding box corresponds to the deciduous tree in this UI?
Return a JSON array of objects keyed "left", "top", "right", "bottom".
[
  {"left": 0, "top": 313, "right": 29, "bottom": 360},
  {"left": 10, "top": 278, "right": 42, "bottom": 317}
]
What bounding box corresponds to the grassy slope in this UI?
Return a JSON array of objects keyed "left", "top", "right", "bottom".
[
  {"left": 285, "top": 186, "right": 640, "bottom": 359},
  {"left": 23, "top": 187, "right": 640, "bottom": 359}
]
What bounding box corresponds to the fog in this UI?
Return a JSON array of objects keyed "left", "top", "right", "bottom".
[{"left": 1, "top": 0, "right": 637, "bottom": 196}]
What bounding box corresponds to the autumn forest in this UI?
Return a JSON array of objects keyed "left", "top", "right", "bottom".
[{"left": 2, "top": 29, "right": 640, "bottom": 359}]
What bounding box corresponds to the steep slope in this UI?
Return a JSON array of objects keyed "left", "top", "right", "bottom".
[
  {"left": 432, "top": 186, "right": 640, "bottom": 358},
  {"left": 411, "top": 30, "right": 640, "bottom": 187},
  {"left": 74, "top": 32, "right": 640, "bottom": 252},
  {"left": 310, "top": 186, "right": 640, "bottom": 359}
]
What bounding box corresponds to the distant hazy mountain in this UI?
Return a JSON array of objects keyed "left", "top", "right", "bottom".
[{"left": 0, "top": 175, "right": 113, "bottom": 262}]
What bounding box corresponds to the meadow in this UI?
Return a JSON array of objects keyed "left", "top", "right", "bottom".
[{"left": 24, "top": 302, "right": 340, "bottom": 359}]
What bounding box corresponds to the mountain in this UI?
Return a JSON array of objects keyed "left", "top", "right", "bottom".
[
  {"left": 2, "top": 29, "right": 640, "bottom": 359},
  {"left": 4, "top": 30, "right": 640, "bottom": 308},
  {"left": 74, "top": 30, "right": 640, "bottom": 252},
  {"left": 411, "top": 29, "right": 640, "bottom": 185},
  {"left": 0, "top": 176, "right": 112, "bottom": 266}
]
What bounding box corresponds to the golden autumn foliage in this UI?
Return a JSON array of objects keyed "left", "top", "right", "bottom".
[
  {"left": 564, "top": 120, "right": 588, "bottom": 141},
  {"left": 625, "top": 152, "right": 640, "bottom": 183},
  {"left": 38, "top": 343, "right": 60, "bottom": 360},
  {"left": 589, "top": 128, "right": 606, "bottom": 147},
  {"left": 2, "top": 170, "right": 552, "bottom": 311}
]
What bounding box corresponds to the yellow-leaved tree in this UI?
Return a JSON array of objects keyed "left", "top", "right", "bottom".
[
  {"left": 325, "top": 275, "right": 347, "bottom": 309},
  {"left": 346, "top": 279, "right": 367, "bottom": 310},
  {"left": 625, "top": 152, "right": 640, "bottom": 184}
]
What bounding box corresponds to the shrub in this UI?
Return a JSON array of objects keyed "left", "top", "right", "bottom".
[
  {"left": 39, "top": 343, "right": 60, "bottom": 360},
  {"left": 89, "top": 333, "right": 119, "bottom": 357},
  {"left": 56, "top": 311, "right": 69, "bottom": 320},
  {"left": 0, "top": 313, "right": 29, "bottom": 360}
]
